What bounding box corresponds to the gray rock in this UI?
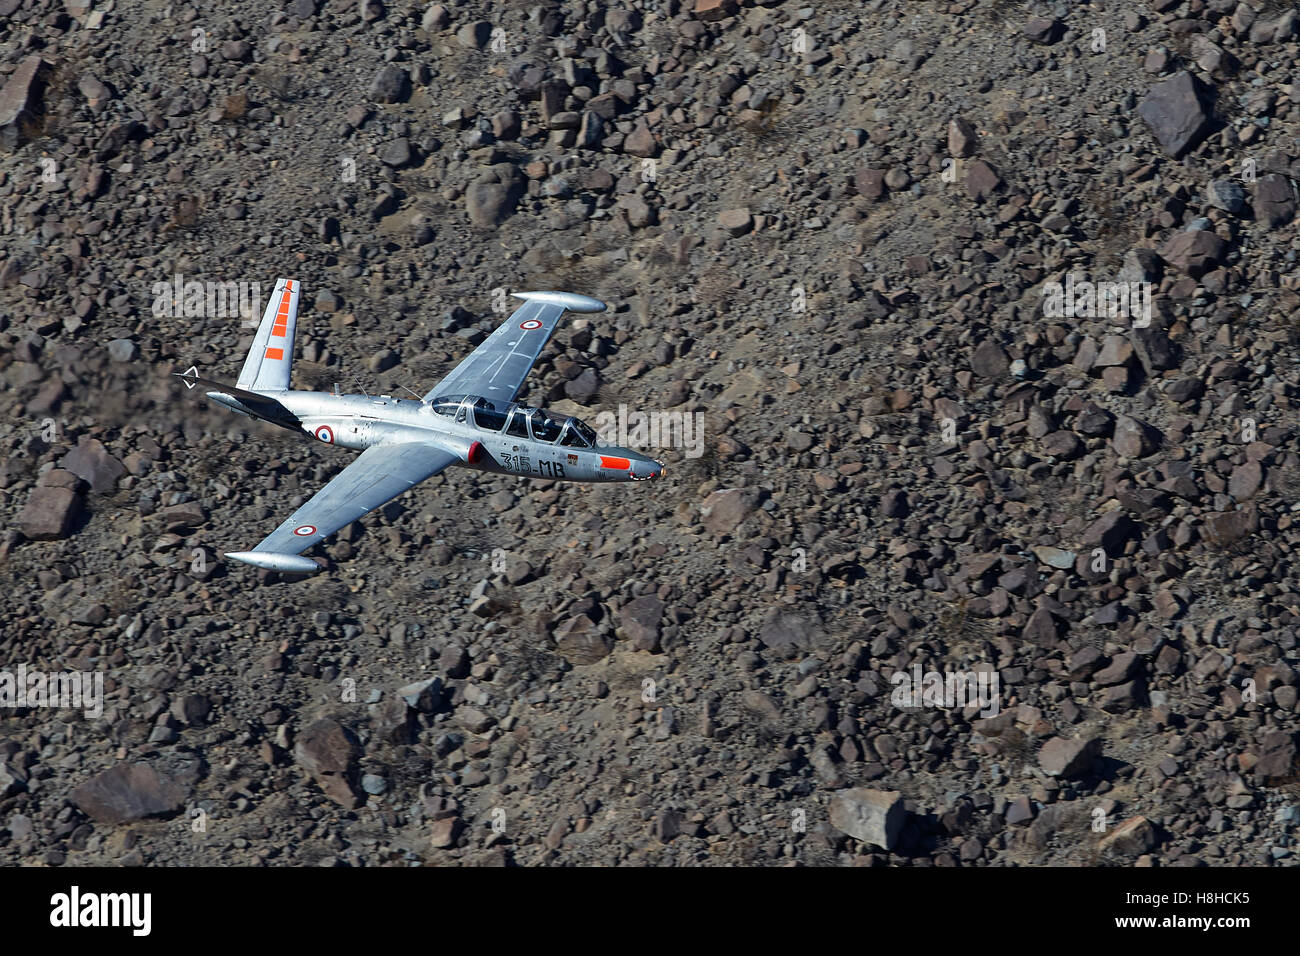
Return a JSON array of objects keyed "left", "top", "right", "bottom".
[
  {"left": 1255, "top": 174, "right": 1296, "bottom": 229},
  {"left": 619, "top": 595, "right": 664, "bottom": 652},
  {"left": 971, "top": 339, "right": 1010, "bottom": 378},
  {"left": 577, "top": 110, "right": 604, "bottom": 149},
  {"left": 829, "top": 788, "right": 906, "bottom": 849},
  {"left": 369, "top": 65, "right": 410, "bottom": 104},
  {"left": 77, "top": 73, "right": 110, "bottom": 108},
  {"left": 60, "top": 438, "right": 125, "bottom": 494},
  {"left": 397, "top": 677, "right": 442, "bottom": 712},
  {"left": 1032, "top": 546, "right": 1075, "bottom": 569},
  {"left": 1038, "top": 736, "right": 1100, "bottom": 778},
  {"left": 619, "top": 195, "right": 655, "bottom": 228},
  {"left": 1138, "top": 72, "right": 1213, "bottom": 158},
  {"left": 466, "top": 180, "right": 522, "bottom": 228},
  {"left": 456, "top": 21, "right": 492, "bottom": 50},
  {"left": 367, "top": 349, "right": 399, "bottom": 373},
  {"left": 1207, "top": 178, "right": 1246, "bottom": 215},
  {"left": 0, "top": 763, "right": 26, "bottom": 799},
  {"left": 758, "top": 609, "right": 822, "bottom": 657},
  {"left": 378, "top": 137, "right": 413, "bottom": 168},
  {"left": 564, "top": 367, "right": 601, "bottom": 403},
  {"left": 421, "top": 3, "right": 449, "bottom": 32}
]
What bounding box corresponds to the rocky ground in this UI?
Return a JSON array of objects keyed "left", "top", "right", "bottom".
[{"left": 1, "top": 0, "right": 1299, "bottom": 867}]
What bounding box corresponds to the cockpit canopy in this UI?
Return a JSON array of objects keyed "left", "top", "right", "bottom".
[{"left": 429, "top": 394, "right": 598, "bottom": 448}]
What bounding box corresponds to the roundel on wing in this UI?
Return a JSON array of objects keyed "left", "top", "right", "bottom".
[
  {"left": 315, "top": 425, "right": 334, "bottom": 444},
  {"left": 293, "top": 525, "right": 317, "bottom": 536},
  {"left": 519, "top": 319, "right": 543, "bottom": 330}
]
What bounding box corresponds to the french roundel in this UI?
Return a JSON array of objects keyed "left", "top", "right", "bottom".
[
  {"left": 315, "top": 425, "right": 334, "bottom": 443},
  {"left": 519, "top": 319, "right": 543, "bottom": 330},
  {"left": 293, "top": 525, "right": 317, "bottom": 536}
]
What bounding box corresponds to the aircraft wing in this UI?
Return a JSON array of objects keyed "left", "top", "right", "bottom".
[
  {"left": 422, "top": 291, "right": 606, "bottom": 405},
  {"left": 225, "top": 442, "right": 457, "bottom": 573}
]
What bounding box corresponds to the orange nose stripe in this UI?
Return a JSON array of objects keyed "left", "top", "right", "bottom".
[
  {"left": 600, "top": 456, "right": 631, "bottom": 470},
  {"left": 264, "top": 347, "right": 284, "bottom": 360}
]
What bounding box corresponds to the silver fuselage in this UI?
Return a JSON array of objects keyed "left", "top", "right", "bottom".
[{"left": 207, "top": 389, "right": 663, "bottom": 482}]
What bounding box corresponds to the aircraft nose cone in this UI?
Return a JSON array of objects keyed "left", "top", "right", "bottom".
[{"left": 632, "top": 456, "right": 664, "bottom": 481}]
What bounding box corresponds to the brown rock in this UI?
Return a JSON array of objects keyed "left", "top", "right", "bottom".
[
  {"left": 1022, "top": 607, "right": 1059, "bottom": 645},
  {"left": 619, "top": 595, "right": 664, "bottom": 652},
  {"left": 623, "top": 122, "right": 658, "bottom": 158},
  {"left": 455, "top": 706, "right": 494, "bottom": 734},
  {"left": 1098, "top": 815, "right": 1157, "bottom": 855},
  {"left": 1022, "top": 17, "right": 1062, "bottom": 44},
  {"left": 965, "top": 159, "right": 1001, "bottom": 201},
  {"left": 699, "top": 487, "right": 760, "bottom": 534},
  {"left": 1229, "top": 460, "right": 1262, "bottom": 500},
  {"left": 430, "top": 815, "right": 463, "bottom": 848},
  {"left": 1253, "top": 731, "right": 1296, "bottom": 782},
  {"left": 1203, "top": 508, "right": 1257, "bottom": 546},
  {"left": 17, "top": 486, "right": 81, "bottom": 540},
  {"left": 1082, "top": 511, "right": 1135, "bottom": 552},
  {"left": 855, "top": 167, "right": 885, "bottom": 200},
  {"left": 1160, "top": 229, "right": 1227, "bottom": 278},
  {"left": 717, "top": 208, "right": 753, "bottom": 237},
  {"left": 948, "top": 116, "right": 977, "bottom": 157},
  {"left": 1153, "top": 588, "right": 1184, "bottom": 620},
  {"left": 554, "top": 614, "right": 613, "bottom": 663},
  {"left": 71, "top": 763, "right": 188, "bottom": 824},
  {"left": 1112, "top": 415, "right": 1156, "bottom": 458},
  {"left": 1094, "top": 652, "right": 1140, "bottom": 687},
  {"left": 694, "top": 0, "right": 738, "bottom": 21},
  {"left": 0, "top": 56, "right": 50, "bottom": 150},
  {"left": 294, "top": 719, "right": 363, "bottom": 808}
]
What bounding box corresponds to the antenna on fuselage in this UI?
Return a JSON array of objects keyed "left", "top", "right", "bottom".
[
  {"left": 352, "top": 375, "right": 369, "bottom": 397},
  {"left": 397, "top": 383, "right": 424, "bottom": 402}
]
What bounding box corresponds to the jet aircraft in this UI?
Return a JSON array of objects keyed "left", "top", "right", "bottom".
[{"left": 179, "top": 279, "right": 663, "bottom": 574}]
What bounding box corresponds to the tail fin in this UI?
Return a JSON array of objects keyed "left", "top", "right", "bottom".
[{"left": 237, "top": 278, "right": 300, "bottom": 392}]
